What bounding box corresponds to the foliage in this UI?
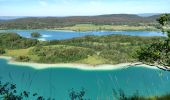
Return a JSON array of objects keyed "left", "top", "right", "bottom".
[
  {"left": 68, "top": 88, "right": 89, "bottom": 100},
  {"left": 1, "top": 80, "right": 170, "bottom": 100},
  {"left": 0, "top": 33, "right": 39, "bottom": 49},
  {"left": 15, "top": 56, "right": 31, "bottom": 62},
  {"left": 157, "top": 14, "right": 170, "bottom": 26},
  {"left": 137, "top": 14, "right": 170, "bottom": 67},
  {"left": 0, "top": 14, "right": 161, "bottom": 30},
  {"left": 137, "top": 41, "right": 170, "bottom": 66},
  {"left": 0, "top": 33, "right": 162, "bottom": 64},
  {"left": 0, "top": 80, "right": 89, "bottom": 100},
  {"left": 29, "top": 46, "right": 95, "bottom": 63},
  {"left": 0, "top": 81, "right": 54, "bottom": 100},
  {"left": 112, "top": 88, "right": 170, "bottom": 100},
  {"left": 0, "top": 31, "right": 164, "bottom": 64},
  {"left": 0, "top": 48, "right": 5, "bottom": 54},
  {"left": 42, "top": 35, "right": 163, "bottom": 64},
  {"left": 31, "top": 32, "right": 41, "bottom": 38}
]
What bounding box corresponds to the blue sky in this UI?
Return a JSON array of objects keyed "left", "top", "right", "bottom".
[{"left": 0, "top": 0, "right": 170, "bottom": 16}]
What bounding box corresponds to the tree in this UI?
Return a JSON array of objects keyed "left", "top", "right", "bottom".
[
  {"left": 0, "top": 33, "right": 39, "bottom": 49},
  {"left": 137, "top": 14, "right": 170, "bottom": 67},
  {"left": 0, "top": 81, "right": 90, "bottom": 100},
  {"left": 0, "top": 81, "right": 52, "bottom": 100},
  {"left": 0, "top": 48, "right": 5, "bottom": 54},
  {"left": 157, "top": 14, "right": 169, "bottom": 26},
  {"left": 68, "top": 88, "right": 89, "bottom": 100}
]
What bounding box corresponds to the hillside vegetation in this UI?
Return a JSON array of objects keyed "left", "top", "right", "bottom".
[
  {"left": 0, "top": 33, "right": 39, "bottom": 49},
  {"left": 0, "top": 14, "right": 161, "bottom": 30},
  {"left": 0, "top": 32, "right": 165, "bottom": 65}
]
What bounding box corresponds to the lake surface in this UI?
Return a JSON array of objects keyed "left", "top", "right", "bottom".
[
  {"left": 0, "top": 59, "right": 170, "bottom": 100},
  {"left": 0, "top": 30, "right": 165, "bottom": 40}
]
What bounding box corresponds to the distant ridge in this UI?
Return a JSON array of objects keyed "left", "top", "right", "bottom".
[
  {"left": 0, "top": 13, "right": 161, "bottom": 20},
  {"left": 0, "top": 16, "right": 26, "bottom": 20},
  {"left": 137, "top": 13, "right": 162, "bottom": 17},
  {"left": 0, "top": 14, "right": 163, "bottom": 29}
]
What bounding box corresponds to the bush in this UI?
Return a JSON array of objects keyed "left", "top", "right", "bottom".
[{"left": 16, "top": 56, "right": 30, "bottom": 62}]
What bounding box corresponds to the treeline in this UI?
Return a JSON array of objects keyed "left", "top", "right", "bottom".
[
  {"left": 0, "top": 33, "right": 39, "bottom": 49},
  {"left": 46, "top": 35, "right": 164, "bottom": 46},
  {"left": 0, "top": 14, "right": 161, "bottom": 29},
  {"left": 29, "top": 46, "right": 94, "bottom": 63}
]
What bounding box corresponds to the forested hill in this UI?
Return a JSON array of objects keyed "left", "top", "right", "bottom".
[{"left": 0, "top": 14, "right": 161, "bottom": 29}]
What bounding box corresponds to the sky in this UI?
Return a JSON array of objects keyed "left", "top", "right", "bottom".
[{"left": 0, "top": 0, "right": 170, "bottom": 16}]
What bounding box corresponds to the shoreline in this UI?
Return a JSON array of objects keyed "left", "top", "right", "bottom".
[{"left": 0, "top": 56, "right": 160, "bottom": 71}]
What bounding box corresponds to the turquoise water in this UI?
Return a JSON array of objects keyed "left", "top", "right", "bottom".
[
  {"left": 0, "top": 30, "right": 165, "bottom": 40},
  {"left": 0, "top": 59, "right": 170, "bottom": 99}
]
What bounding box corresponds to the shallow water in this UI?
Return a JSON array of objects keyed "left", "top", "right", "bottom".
[
  {"left": 0, "top": 30, "right": 165, "bottom": 40},
  {"left": 0, "top": 59, "right": 170, "bottom": 100}
]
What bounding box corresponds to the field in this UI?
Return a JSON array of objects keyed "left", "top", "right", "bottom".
[{"left": 57, "top": 24, "right": 158, "bottom": 31}]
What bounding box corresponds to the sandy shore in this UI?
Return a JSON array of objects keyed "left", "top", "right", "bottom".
[{"left": 0, "top": 56, "right": 159, "bottom": 70}]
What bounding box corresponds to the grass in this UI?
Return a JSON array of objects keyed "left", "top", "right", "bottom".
[
  {"left": 76, "top": 55, "right": 108, "bottom": 65},
  {"left": 3, "top": 45, "right": 104, "bottom": 65},
  {"left": 2, "top": 45, "right": 113, "bottom": 65},
  {"left": 4, "top": 48, "right": 31, "bottom": 57},
  {"left": 57, "top": 24, "right": 157, "bottom": 31},
  {"left": 3, "top": 47, "right": 39, "bottom": 61}
]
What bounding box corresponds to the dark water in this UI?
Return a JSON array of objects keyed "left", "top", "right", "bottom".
[
  {"left": 0, "top": 59, "right": 170, "bottom": 100},
  {"left": 0, "top": 30, "right": 165, "bottom": 41}
]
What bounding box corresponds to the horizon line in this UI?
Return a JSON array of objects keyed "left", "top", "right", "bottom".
[{"left": 0, "top": 13, "right": 167, "bottom": 17}]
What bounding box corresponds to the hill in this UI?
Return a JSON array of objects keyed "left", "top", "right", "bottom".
[
  {"left": 0, "top": 32, "right": 164, "bottom": 64},
  {"left": 0, "top": 14, "right": 161, "bottom": 29}
]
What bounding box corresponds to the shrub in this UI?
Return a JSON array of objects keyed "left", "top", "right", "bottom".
[{"left": 16, "top": 56, "right": 30, "bottom": 62}]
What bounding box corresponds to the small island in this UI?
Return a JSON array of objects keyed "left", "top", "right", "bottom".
[{"left": 31, "top": 32, "right": 41, "bottom": 38}]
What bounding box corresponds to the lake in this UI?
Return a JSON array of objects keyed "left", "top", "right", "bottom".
[
  {"left": 0, "top": 59, "right": 170, "bottom": 100},
  {"left": 0, "top": 30, "right": 165, "bottom": 40}
]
